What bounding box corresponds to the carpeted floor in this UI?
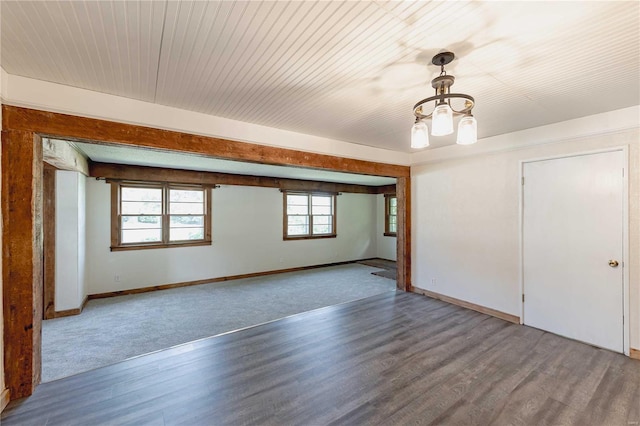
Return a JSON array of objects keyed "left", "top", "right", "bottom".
[
  {"left": 357, "top": 258, "right": 397, "bottom": 280},
  {"left": 42, "top": 263, "right": 395, "bottom": 382}
]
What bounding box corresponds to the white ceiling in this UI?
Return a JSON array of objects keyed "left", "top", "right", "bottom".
[
  {"left": 1, "top": 1, "right": 639, "bottom": 153},
  {"left": 68, "top": 140, "right": 396, "bottom": 186}
]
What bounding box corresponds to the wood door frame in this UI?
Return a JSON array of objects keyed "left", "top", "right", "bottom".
[
  {"left": 1, "top": 105, "right": 412, "bottom": 400},
  {"left": 42, "top": 164, "right": 57, "bottom": 320},
  {"left": 518, "top": 147, "right": 630, "bottom": 355}
]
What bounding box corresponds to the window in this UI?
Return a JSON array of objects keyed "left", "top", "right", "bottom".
[
  {"left": 284, "top": 191, "right": 336, "bottom": 239},
  {"left": 384, "top": 194, "right": 397, "bottom": 236},
  {"left": 111, "top": 181, "right": 211, "bottom": 250}
]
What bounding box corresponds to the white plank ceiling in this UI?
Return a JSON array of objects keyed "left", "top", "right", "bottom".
[{"left": 1, "top": 1, "right": 639, "bottom": 153}]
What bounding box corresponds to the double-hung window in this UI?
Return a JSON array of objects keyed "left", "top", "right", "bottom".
[
  {"left": 111, "top": 181, "right": 211, "bottom": 250},
  {"left": 284, "top": 191, "right": 336, "bottom": 239},
  {"left": 384, "top": 194, "right": 398, "bottom": 236}
]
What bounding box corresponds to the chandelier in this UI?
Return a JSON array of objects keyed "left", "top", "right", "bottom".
[{"left": 411, "top": 51, "right": 477, "bottom": 148}]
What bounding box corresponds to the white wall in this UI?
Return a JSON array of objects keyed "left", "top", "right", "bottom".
[
  {"left": 55, "top": 171, "right": 87, "bottom": 310},
  {"left": 86, "top": 181, "right": 377, "bottom": 294},
  {"left": 376, "top": 194, "right": 396, "bottom": 261},
  {"left": 412, "top": 116, "right": 640, "bottom": 350}
]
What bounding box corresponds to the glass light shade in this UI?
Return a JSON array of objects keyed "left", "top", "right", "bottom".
[
  {"left": 411, "top": 120, "right": 429, "bottom": 149},
  {"left": 431, "top": 103, "right": 454, "bottom": 136},
  {"left": 456, "top": 114, "right": 478, "bottom": 145}
]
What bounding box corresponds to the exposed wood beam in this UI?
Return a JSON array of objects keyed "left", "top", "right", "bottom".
[
  {"left": 43, "top": 165, "right": 56, "bottom": 320},
  {"left": 42, "top": 138, "right": 89, "bottom": 175},
  {"left": 1, "top": 130, "right": 43, "bottom": 398},
  {"left": 90, "top": 162, "right": 392, "bottom": 194},
  {"left": 1, "top": 105, "right": 412, "bottom": 401},
  {"left": 396, "top": 176, "right": 411, "bottom": 291},
  {"left": 3, "top": 106, "right": 409, "bottom": 178},
  {"left": 375, "top": 184, "right": 396, "bottom": 194}
]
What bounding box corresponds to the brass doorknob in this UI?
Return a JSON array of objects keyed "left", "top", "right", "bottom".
[{"left": 609, "top": 260, "right": 619, "bottom": 267}]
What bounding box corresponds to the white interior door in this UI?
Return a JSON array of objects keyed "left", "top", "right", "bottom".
[{"left": 523, "top": 150, "right": 624, "bottom": 352}]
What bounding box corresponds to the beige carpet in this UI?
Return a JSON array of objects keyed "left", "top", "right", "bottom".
[
  {"left": 42, "top": 263, "right": 396, "bottom": 382},
  {"left": 357, "top": 258, "right": 397, "bottom": 280}
]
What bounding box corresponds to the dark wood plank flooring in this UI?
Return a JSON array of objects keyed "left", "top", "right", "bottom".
[{"left": 3, "top": 291, "right": 640, "bottom": 425}]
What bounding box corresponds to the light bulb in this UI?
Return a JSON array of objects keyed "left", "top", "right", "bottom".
[
  {"left": 411, "top": 120, "right": 429, "bottom": 149},
  {"left": 456, "top": 114, "right": 477, "bottom": 145},
  {"left": 431, "top": 103, "right": 453, "bottom": 136}
]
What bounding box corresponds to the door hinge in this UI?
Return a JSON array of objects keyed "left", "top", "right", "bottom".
[
  {"left": 522, "top": 294, "right": 525, "bottom": 303},
  {"left": 521, "top": 177, "right": 525, "bottom": 185},
  {"left": 622, "top": 168, "right": 625, "bottom": 177}
]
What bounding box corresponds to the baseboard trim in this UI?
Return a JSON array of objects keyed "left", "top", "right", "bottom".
[
  {"left": 89, "top": 259, "right": 378, "bottom": 300},
  {"left": 1, "top": 388, "right": 10, "bottom": 413},
  {"left": 410, "top": 286, "right": 520, "bottom": 324},
  {"left": 50, "top": 295, "right": 89, "bottom": 318},
  {"left": 631, "top": 348, "right": 640, "bottom": 360}
]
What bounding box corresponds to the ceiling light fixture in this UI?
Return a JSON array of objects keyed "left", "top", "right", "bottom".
[{"left": 411, "top": 51, "right": 477, "bottom": 148}]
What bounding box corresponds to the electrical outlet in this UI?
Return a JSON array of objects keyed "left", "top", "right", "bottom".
[
  {"left": 114, "top": 275, "right": 121, "bottom": 282},
  {"left": 431, "top": 278, "right": 436, "bottom": 285}
]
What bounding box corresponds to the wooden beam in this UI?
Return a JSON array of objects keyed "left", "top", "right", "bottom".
[
  {"left": 90, "top": 161, "right": 390, "bottom": 194},
  {"left": 396, "top": 176, "right": 411, "bottom": 291},
  {"left": 1, "top": 105, "right": 412, "bottom": 401},
  {"left": 2, "top": 130, "right": 43, "bottom": 398},
  {"left": 43, "top": 165, "right": 56, "bottom": 320},
  {"left": 42, "top": 138, "right": 89, "bottom": 175},
  {"left": 375, "top": 184, "right": 396, "bottom": 194},
  {"left": 3, "top": 106, "right": 410, "bottom": 178}
]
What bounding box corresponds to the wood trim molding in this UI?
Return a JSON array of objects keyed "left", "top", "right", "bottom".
[
  {"left": 631, "top": 348, "right": 640, "bottom": 360},
  {"left": 3, "top": 106, "right": 410, "bottom": 178},
  {"left": 50, "top": 296, "right": 89, "bottom": 319},
  {"left": 89, "top": 259, "right": 377, "bottom": 300},
  {"left": 0, "top": 388, "right": 10, "bottom": 414},
  {"left": 91, "top": 162, "right": 392, "bottom": 194},
  {"left": 411, "top": 286, "right": 520, "bottom": 324}
]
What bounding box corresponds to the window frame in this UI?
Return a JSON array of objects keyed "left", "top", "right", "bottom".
[
  {"left": 110, "top": 181, "right": 212, "bottom": 251},
  {"left": 283, "top": 191, "right": 337, "bottom": 240},
  {"left": 384, "top": 193, "right": 398, "bottom": 237}
]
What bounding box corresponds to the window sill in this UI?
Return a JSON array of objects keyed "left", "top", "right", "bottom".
[
  {"left": 283, "top": 234, "right": 337, "bottom": 241},
  {"left": 111, "top": 240, "right": 212, "bottom": 252}
]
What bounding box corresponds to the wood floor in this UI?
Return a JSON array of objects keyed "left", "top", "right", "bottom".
[{"left": 3, "top": 291, "right": 640, "bottom": 425}]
